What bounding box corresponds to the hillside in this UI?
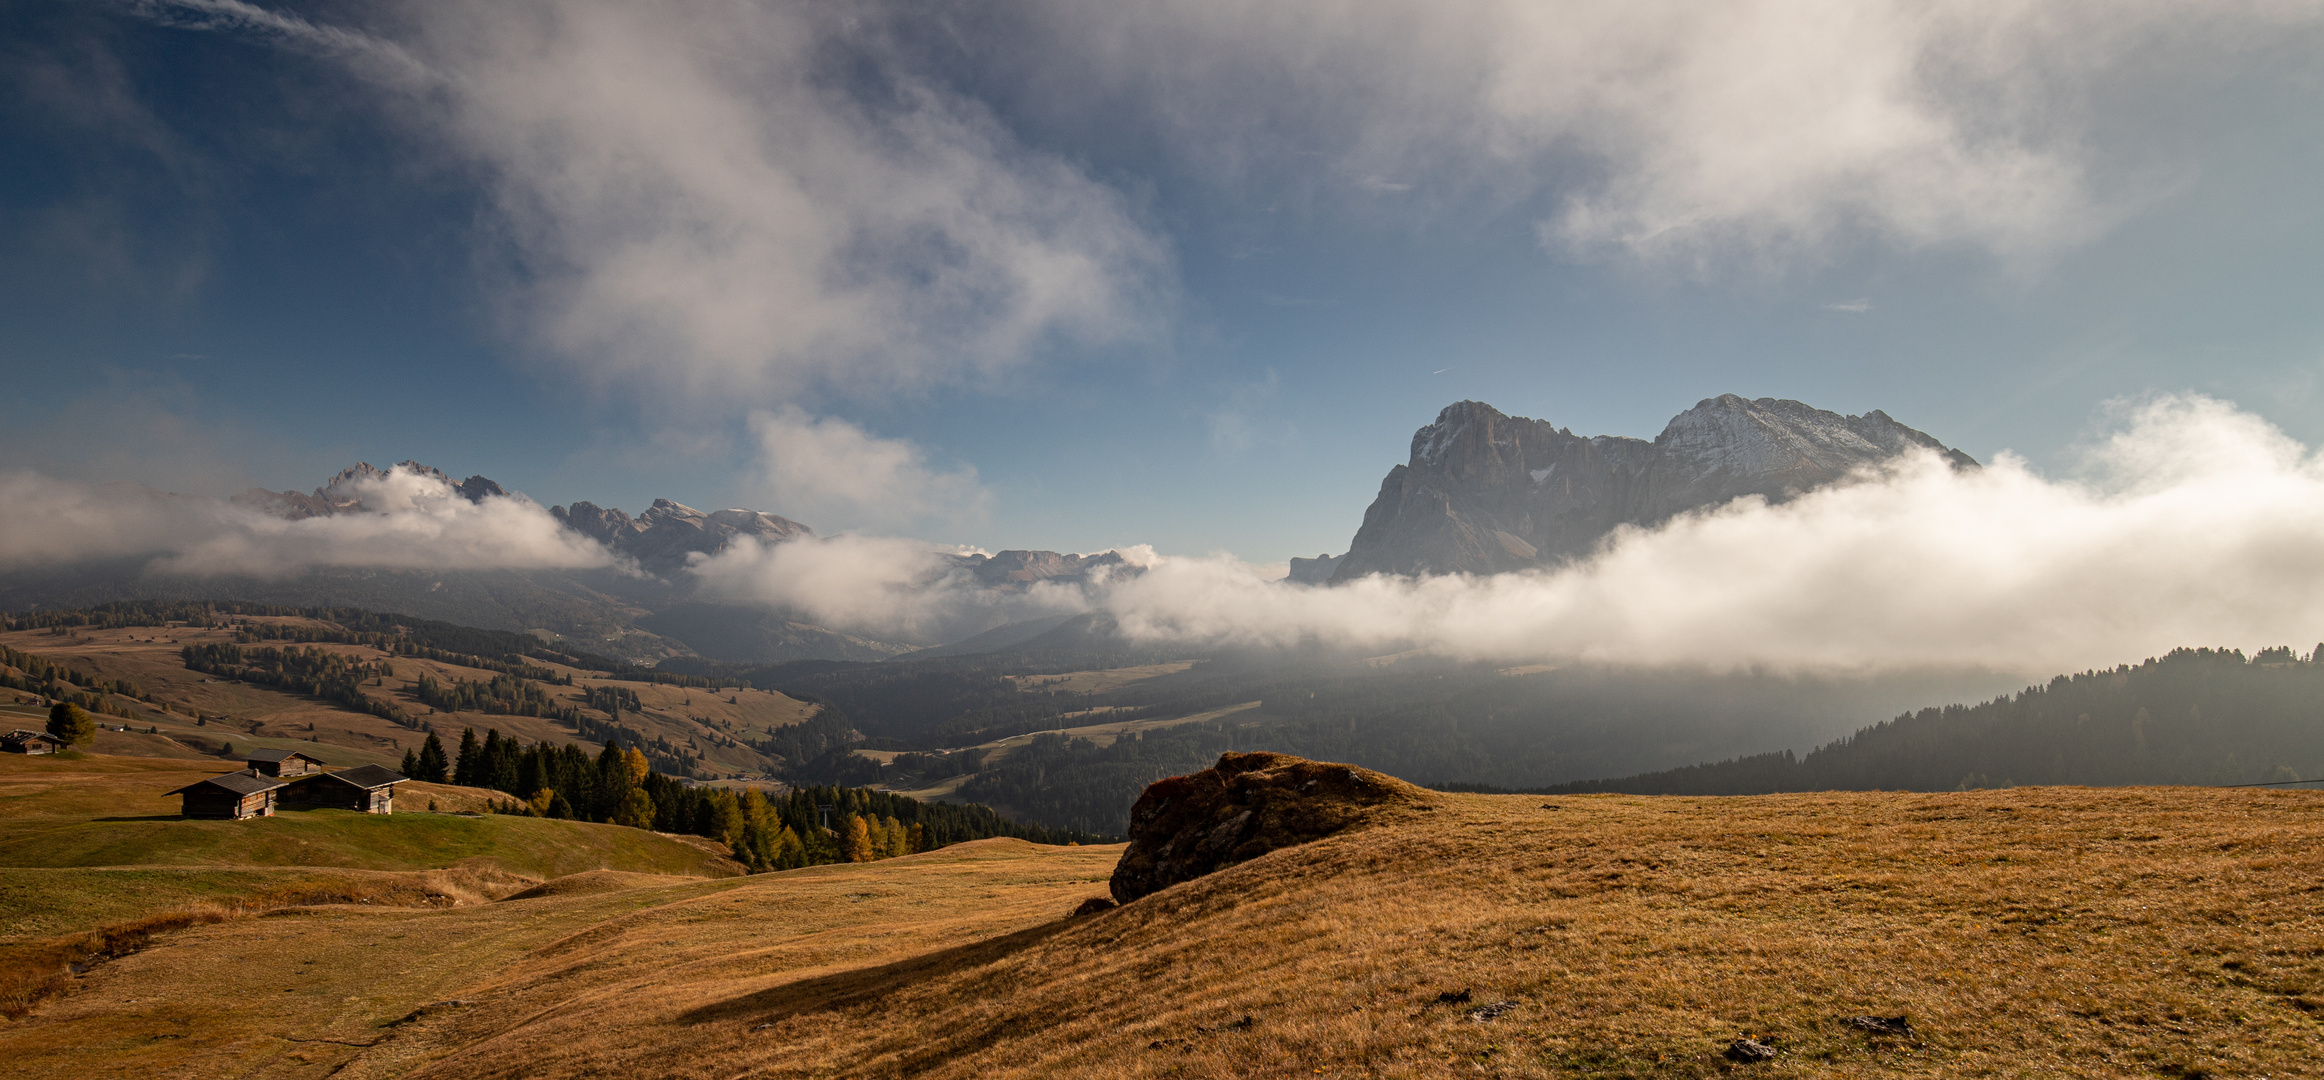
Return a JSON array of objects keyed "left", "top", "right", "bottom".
[
  {"left": 0, "top": 608, "right": 823, "bottom": 779},
  {"left": 1540, "top": 646, "right": 2324, "bottom": 796},
  {"left": 0, "top": 752, "right": 743, "bottom": 932},
  {"left": 1, "top": 777, "right": 2317, "bottom": 1078}
]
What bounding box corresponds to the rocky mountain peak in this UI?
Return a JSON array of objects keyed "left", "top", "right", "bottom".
[
  {"left": 945, "top": 549, "right": 1129, "bottom": 587},
  {"left": 1325, "top": 396, "right": 1975, "bottom": 582},
  {"left": 555, "top": 497, "right": 813, "bottom": 576},
  {"left": 234, "top": 461, "right": 513, "bottom": 520}
]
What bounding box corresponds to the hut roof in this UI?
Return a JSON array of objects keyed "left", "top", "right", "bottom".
[
  {"left": 4, "top": 729, "right": 64, "bottom": 744},
  {"left": 309, "top": 764, "right": 410, "bottom": 791},
  {"left": 166, "top": 770, "right": 290, "bottom": 797},
  {"left": 243, "top": 748, "right": 326, "bottom": 764}
]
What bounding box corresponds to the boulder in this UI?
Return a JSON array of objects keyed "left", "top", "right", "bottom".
[{"left": 1108, "top": 752, "right": 1434, "bottom": 903}]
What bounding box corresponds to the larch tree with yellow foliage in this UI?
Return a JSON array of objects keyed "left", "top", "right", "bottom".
[{"left": 845, "top": 814, "right": 875, "bottom": 862}]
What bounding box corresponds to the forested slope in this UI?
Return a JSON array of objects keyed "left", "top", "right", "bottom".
[{"left": 1540, "top": 646, "right": 2324, "bottom": 795}]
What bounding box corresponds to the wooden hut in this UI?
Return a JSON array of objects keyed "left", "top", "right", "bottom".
[
  {"left": 2, "top": 730, "right": 65, "bottom": 755},
  {"left": 167, "top": 770, "right": 289, "bottom": 820},
  {"left": 242, "top": 748, "right": 328, "bottom": 777},
  {"left": 280, "top": 764, "right": 409, "bottom": 814}
]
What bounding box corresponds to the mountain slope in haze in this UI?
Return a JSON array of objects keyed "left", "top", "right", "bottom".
[
  {"left": 1535, "top": 644, "right": 2324, "bottom": 796},
  {"left": 1330, "top": 395, "right": 1977, "bottom": 580}
]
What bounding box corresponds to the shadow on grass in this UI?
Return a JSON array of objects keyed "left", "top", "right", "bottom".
[
  {"left": 90, "top": 815, "right": 181, "bottom": 822},
  {"left": 680, "top": 919, "right": 1073, "bottom": 1030}
]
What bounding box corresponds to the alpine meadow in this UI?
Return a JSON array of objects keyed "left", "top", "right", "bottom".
[{"left": 7, "top": 2, "right": 2324, "bottom": 1077}]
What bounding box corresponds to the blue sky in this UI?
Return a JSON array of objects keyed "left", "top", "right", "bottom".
[{"left": 5, "top": 1, "right": 2323, "bottom": 564}]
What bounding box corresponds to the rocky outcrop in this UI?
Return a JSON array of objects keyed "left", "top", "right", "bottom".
[
  {"left": 1285, "top": 553, "right": 1340, "bottom": 584},
  {"left": 1109, "top": 752, "right": 1435, "bottom": 904},
  {"left": 1330, "top": 395, "right": 1976, "bottom": 580}
]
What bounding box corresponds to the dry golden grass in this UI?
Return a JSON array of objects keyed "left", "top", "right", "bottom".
[{"left": 7, "top": 785, "right": 2323, "bottom": 1078}]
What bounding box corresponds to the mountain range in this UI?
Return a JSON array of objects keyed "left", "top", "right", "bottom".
[
  {"left": 10, "top": 393, "right": 1969, "bottom": 665},
  {"left": 1291, "top": 394, "right": 1976, "bottom": 582}
]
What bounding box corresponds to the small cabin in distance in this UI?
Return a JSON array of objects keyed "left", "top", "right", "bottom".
[
  {"left": 281, "top": 764, "right": 408, "bottom": 814},
  {"left": 167, "top": 770, "right": 289, "bottom": 820},
  {"left": 2, "top": 730, "right": 65, "bottom": 755},
  {"left": 242, "top": 748, "right": 327, "bottom": 777}
]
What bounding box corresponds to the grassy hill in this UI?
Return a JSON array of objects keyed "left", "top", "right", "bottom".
[
  {"left": 0, "top": 751, "right": 742, "bottom": 957},
  {"left": 0, "top": 614, "right": 821, "bottom": 779},
  {"left": 3, "top": 780, "right": 2319, "bottom": 1078}
]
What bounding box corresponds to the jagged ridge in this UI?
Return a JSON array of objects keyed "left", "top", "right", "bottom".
[{"left": 1329, "top": 394, "right": 1977, "bottom": 580}]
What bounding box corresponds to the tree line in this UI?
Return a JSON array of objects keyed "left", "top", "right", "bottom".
[
  {"left": 2, "top": 600, "right": 738, "bottom": 690},
  {"left": 180, "top": 642, "right": 413, "bottom": 728},
  {"left": 403, "top": 726, "right": 1105, "bottom": 871},
  {"left": 0, "top": 641, "right": 151, "bottom": 718}
]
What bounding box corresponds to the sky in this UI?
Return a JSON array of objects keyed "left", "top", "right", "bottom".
[{"left": 4, "top": 1, "right": 2324, "bottom": 567}]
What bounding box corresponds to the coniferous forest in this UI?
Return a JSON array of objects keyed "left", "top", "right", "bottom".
[{"left": 1528, "top": 646, "right": 2324, "bottom": 795}]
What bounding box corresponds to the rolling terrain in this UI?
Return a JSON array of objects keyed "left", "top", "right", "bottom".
[
  {"left": 0, "top": 615, "right": 821, "bottom": 780},
  {"left": 2, "top": 775, "right": 2318, "bottom": 1078}
]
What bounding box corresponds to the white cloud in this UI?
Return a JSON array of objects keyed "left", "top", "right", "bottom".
[
  {"left": 741, "top": 407, "right": 991, "bottom": 533},
  {"left": 685, "top": 534, "right": 1097, "bottom": 645},
  {"left": 1009, "top": 0, "right": 2320, "bottom": 269},
  {"left": 403, "top": 0, "right": 1167, "bottom": 402},
  {"left": 0, "top": 464, "right": 615, "bottom": 578},
  {"left": 1094, "top": 394, "right": 2324, "bottom": 675},
  {"left": 128, "top": 0, "right": 1169, "bottom": 404}
]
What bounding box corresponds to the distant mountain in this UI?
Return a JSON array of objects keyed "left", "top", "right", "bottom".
[
  {"left": 232, "top": 460, "right": 510, "bottom": 518},
  {"left": 31, "top": 461, "right": 1138, "bottom": 665},
  {"left": 942, "top": 549, "right": 1128, "bottom": 587},
  {"left": 554, "top": 498, "right": 812, "bottom": 578},
  {"left": 1327, "top": 395, "right": 1976, "bottom": 580}
]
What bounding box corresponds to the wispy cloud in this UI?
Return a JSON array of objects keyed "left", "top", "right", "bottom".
[
  {"left": 123, "top": 0, "right": 1171, "bottom": 406},
  {"left": 740, "top": 407, "right": 991, "bottom": 534},
  {"left": 1006, "top": 0, "right": 2317, "bottom": 271},
  {"left": 1824, "top": 299, "right": 1873, "bottom": 313}
]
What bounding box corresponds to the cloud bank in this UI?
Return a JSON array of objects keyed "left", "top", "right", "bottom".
[
  {"left": 0, "top": 464, "right": 614, "bottom": 578},
  {"left": 687, "top": 535, "right": 1110, "bottom": 646},
  {"left": 740, "top": 407, "right": 991, "bottom": 534},
  {"left": 699, "top": 396, "right": 2324, "bottom": 676}
]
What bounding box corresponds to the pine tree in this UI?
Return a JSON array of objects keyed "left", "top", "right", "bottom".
[
  {"left": 454, "top": 728, "right": 482, "bottom": 786},
  {"left": 402, "top": 749, "right": 420, "bottom": 776},
  {"left": 416, "top": 732, "right": 450, "bottom": 783}
]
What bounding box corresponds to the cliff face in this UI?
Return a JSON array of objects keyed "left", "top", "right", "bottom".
[{"left": 1329, "top": 395, "right": 1976, "bottom": 580}]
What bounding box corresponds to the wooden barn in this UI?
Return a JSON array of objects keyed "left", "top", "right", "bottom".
[
  {"left": 281, "top": 764, "right": 409, "bottom": 814},
  {"left": 2, "top": 730, "right": 65, "bottom": 755},
  {"left": 242, "top": 748, "right": 327, "bottom": 776},
  {"left": 167, "top": 770, "right": 289, "bottom": 820}
]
